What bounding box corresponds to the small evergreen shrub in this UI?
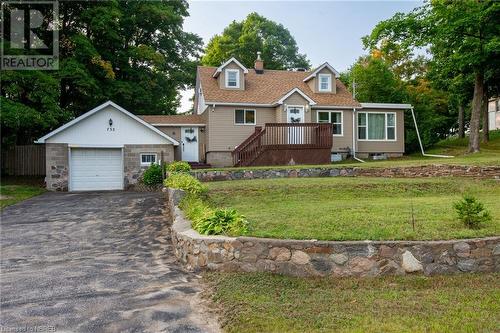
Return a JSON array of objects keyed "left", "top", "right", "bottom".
[
  {"left": 166, "top": 161, "right": 191, "bottom": 173},
  {"left": 142, "top": 163, "right": 163, "bottom": 186},
  {"left": 164, "top": 172, "right": 206, "bottom": 195},
  {"left": 453, "top": 194, "right": 492, "bottom": 229}
]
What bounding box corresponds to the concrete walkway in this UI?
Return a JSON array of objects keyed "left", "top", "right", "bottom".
[{"left": 0, "top": 191, "right": 219, "bottom": 333}]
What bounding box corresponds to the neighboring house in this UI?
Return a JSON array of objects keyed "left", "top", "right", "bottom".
[
  {"left": 489, "top": 97, "right": 500, "bottom": 130},
  {"left": 37, "top": 54, "right": 411, "bottom": 191}
]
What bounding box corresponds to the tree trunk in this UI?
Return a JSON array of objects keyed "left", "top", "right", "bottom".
[
  {"left": 468, "top": 71, "right": 483, "bottom": 153},
  {"left": 458, "top": 104, "right": 465, "bottom": 138},
  {"left": 481, "top": 91, "right": 489, "bottom": 143}
]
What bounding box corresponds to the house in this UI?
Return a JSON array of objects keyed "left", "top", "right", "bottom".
[
  {"left": 488, "top": 97, "right": 500, "bottom": 130},
  {"left": 193, "top": 54, "right": 411, "bottom": 167},
  {"left": 37, "top": 54, "right": 411, "bottom": 191}
]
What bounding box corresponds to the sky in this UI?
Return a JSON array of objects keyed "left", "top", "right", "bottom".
[{"left": 179, "top": 0, "right": 422, "bottom": 113}]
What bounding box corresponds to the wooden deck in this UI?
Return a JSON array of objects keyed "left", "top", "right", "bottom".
[{"left": 232, "top": 123, "right": 333, "bottom": 167}]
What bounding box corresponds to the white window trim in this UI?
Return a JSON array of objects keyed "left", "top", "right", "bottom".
[
  {"left": 234, "top": 109, "right": 256, "bottom": 125},
  {"left": 357, "top": 112, "right": 397, "bottom": 142},
  {"left": 225, "top": 69, "right": 240, "bottom": 88},
  {"left": 140, "top": 153, "right": 158, "bottom": 166},
  {"left": 317, "top": 110, "right": 343, "bottom": 136},
  {"left": 318, "top": 73, "right": 332, "bottom": 92},
  {"left": 286, "top": 105, "right": 305, "bottom": 123}
]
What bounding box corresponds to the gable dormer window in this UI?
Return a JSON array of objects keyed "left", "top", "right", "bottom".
[
  {"left": 225, "top": 69, "right": 240, "bottom": 88},
  {"left": 318, "top": 74, "right": 332, "bottom": 92}
]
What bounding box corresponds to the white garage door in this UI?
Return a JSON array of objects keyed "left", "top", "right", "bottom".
[{"left": 70, "top": 148, "right": 123, "bottom": 191}]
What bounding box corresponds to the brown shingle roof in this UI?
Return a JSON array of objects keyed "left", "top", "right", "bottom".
[
  {"left": 198, "top": 66, "right": 361, "bottom": 107},
  {"left": 140, "top": 114, "right": 205, "bottom": 125}
]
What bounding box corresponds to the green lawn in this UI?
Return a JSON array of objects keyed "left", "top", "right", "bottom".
[
  {"left": 205, "top": 272, "right": 500, "bottom": 333},
  {"left": 0, "top": 184, "right": 46, "bottom": 209},
  {"left": 198, "top": 130, "right": 500, "bottom": 171},
  {"left": 205, "top": 177, "right": 500, "bottom": 240}
]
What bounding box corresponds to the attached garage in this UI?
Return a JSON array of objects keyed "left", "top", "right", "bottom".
[
  {"left": 37, "top": 101, "right": 179, "bottom": 191},
  {"left": 70, "top": 148, "right": 123, "bottom": 191}
]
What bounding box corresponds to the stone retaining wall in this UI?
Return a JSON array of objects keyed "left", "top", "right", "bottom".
[
  {"left": 168, "top": 188, "right": 500, "bottom": 277},
  {"left": 192, "top": 164, "right": 500, "bottom": 182}
]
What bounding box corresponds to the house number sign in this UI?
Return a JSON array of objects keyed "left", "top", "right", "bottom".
[{"left": 107, "top": 118, "right": 115, "bottom": 132}]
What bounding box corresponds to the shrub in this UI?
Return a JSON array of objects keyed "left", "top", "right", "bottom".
[
  {"left": 166, "top": 161, "right": 191, "bottom": 173},
  {"left": 164, "top": 172, "right": 206, "bottom": 195},
  {"left": 453, "top": 194, "right": 492, "bottom": 229},
  {"left": 180, "top": 195, "right": 249, "bottom": 236},
  {"left": 198, "top": 208, "right": 249, "bottom": 236},
  {"left": 142, "top": 163, "right": 163, "bottom": 186}
]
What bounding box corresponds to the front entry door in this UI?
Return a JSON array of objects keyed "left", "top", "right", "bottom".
[
  {"left": 181, "top": 127, "right": 199, "bottom": 162},
  {"left": 286, "top": 106, "right": 305, "bottom": 144}
]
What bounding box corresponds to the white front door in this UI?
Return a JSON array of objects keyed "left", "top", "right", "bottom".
[
  {"left": 70, "top": 148, "right": 123, "bottom": 191},
  {"left": 286, "top": 106, "right": 305, "bottom": 144},
  {"left": 181, "top": 127, "right": 199, "bottom": 162}
]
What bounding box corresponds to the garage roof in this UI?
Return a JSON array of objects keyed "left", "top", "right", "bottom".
[{"left": 36, "top": 101, "right": 179, "bottom": 145}]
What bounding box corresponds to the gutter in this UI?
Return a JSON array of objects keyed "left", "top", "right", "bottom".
[
  {"left": 410, "top": 107, "right": 454, "bottom": 158},
  {"left": 352, "top": 107, "right": 365, "bottom": 163}
]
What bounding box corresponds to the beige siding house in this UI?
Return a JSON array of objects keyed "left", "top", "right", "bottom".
[
  {"left": 37, "top": 54, "right": 413, "bottom": 190},
  {"left": 191, "top": 55, "right": 411, "bottom": 167}
]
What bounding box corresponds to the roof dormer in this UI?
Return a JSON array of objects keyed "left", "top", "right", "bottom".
[
  {"left": 213, "top": 57, "right": 248, "bottom": 90},
  {"left": 303, "top": 62, "right": 339, "bottom": 94}
]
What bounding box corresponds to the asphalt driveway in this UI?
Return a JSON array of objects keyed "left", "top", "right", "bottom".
[{"left": 0, "top": 191, "right": 219, "bottom": 333}]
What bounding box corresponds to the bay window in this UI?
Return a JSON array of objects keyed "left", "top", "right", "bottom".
[{"left": 357, "top": 112, "right": 396, "bottom": 141}]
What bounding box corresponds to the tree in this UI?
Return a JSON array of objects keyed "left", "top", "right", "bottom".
[
  {"left": 341, "top": 55, "right": 453, "bottom": 152},
  {"left": 363, "top": 1, "right": 500, "bottom": 153},
  {"left": 1, "top": 0, "right": 202, "bottom": 146},
  {"left": 202, "top": 12, "right": 310, "bottom": 70},
  {"left": 340, "top": 56, "right": 404, "bottom": 103}
]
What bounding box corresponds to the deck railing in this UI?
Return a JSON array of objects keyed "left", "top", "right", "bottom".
[{"left": 232, "top": 123, "right": 332, "bottom": 166}]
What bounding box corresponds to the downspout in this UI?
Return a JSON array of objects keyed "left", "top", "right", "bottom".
[
  {"left": 411, "top": 107, "right": 453, "bottom": 158},
  {"left": 352, "top": 107, "right": 365, "bottom": 163}
]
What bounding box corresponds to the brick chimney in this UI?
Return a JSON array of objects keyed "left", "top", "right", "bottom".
[{"left": 254, "top": 51, "right": 264, "bottom": 73}]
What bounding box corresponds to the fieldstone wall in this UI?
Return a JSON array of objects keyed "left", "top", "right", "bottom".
[
  {"left": 45, "top": 143, "right": 69, "bottom": 191},
  {"left": 192, "top": 164, "right": 500, "bottom": 182},
  {"left": 123, "top": 144, "right": 174, "bottom": 187},
  {"left": 168, "top": 188, "right": 500, "bottom": 277}
]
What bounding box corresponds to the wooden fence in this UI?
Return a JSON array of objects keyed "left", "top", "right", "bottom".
[{"left": 1, "top": 145, "right": 46, "bottom": 176}]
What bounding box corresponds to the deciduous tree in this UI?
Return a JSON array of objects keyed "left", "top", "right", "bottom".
[{"left": 202, "top": 13, "right": 310, "bottom": 70}]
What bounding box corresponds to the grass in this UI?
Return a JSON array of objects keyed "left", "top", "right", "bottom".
[
  {"left": 0, "top": 184, "right": 45, "bottom": 209},
  {"left": 205, "top": 177, "right": 500, "bottom": 240},
  {"left": 205, "top": 272, "right": 500, "bottom": 333},
  {"left": 198, "top": 130, "right": 500, "bottom": 171}
]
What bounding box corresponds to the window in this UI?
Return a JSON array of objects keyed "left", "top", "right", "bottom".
[
  {"left": 318, "top": 111, "right": 343, "bottom": 135},
  {"left": 225, "top": 69, "right": 240, "bottom": 88},
  {"left": 357, "top": 112, "right": 396, "bottom": 141},
  {"left": 140, "top": 153, "right": 157, "bottom": 166},
  {"left": 235, "top": 109, "right": 256, "bottom": 125},
  {"left": 318, "top": 74, "right": 332, "bottom": 92}
]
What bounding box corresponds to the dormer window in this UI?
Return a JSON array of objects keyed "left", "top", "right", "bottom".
[
  {"left": 225, "top": 69, "right": 240, "bottom": 88},
  {"left": 318, "top": 74, "right": 332, "bottom": 92}
]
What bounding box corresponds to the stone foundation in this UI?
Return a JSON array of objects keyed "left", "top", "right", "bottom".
[
  {"left": 168, "top": 188, "right": 500, "bottom": 277},
  {"left": 123, "top": 144, "right": 174, "bottom": 187},
  {"left": 45, "top": 143, "right": 69, "bottom": 191},
  {"left": 193, "top": 164, "right": 500, "bottom": 182}
]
